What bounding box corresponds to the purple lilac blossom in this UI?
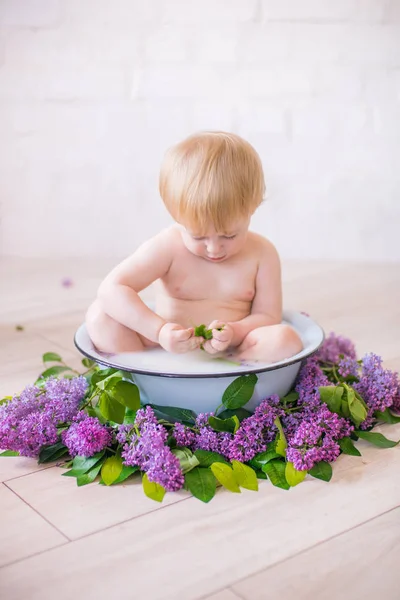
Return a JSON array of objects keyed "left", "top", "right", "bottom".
[
  {"left": 317, "top": 332, "right": 356, "bottom": 364},
  {"left": 338, "top": 357, "right": 360, "bottom": 379},
  {"left": 295, "top": 356, "right": 331, "bottom": 410},
  {"left": 62, "top": 413, "right": 113, "bottom": 457},
  {"left": 0, "top": 377, "right": 87, "bottom": 457},
  {"left": 121, "top": 407, "right": 183, "bottom": 492},
  {"left": 228, "top": 396, "right": 283, "bottom": 462},
  {"left": 354, "top": 353, "right": 399, "bottom": 429},
  {"left": 172, "top": 422, "right": 196, "bottom": 447},
  {"left": 392, "top": 384, "right": 400, "bottom": 414},
  {"left": 286, "top": 405, "right": 353, "bottom": 471},
  {"left": 190, "top": 412, "right": 233, "bottom": 458}
]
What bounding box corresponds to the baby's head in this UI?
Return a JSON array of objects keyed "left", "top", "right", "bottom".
[{"left": 159, "top": 131, "right": 265, "bottom": 261}]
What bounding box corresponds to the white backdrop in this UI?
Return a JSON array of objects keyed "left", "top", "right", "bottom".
[{"left": 0, "top": 0, "right": 400, "bottom": 261}]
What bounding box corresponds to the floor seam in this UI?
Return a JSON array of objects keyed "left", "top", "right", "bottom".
[
  {"left": 0, "top": 541, "right": 70, "bottom": 570},
  {"left": 197, "top": 504, "right": 400, "bottom": 600},
  {"left": 0, "top": 493, "right": 192, "bottom": 570},
  {"left": 2, "top": 464, "right": 55, "bottom": 483},
  {"left": 3, "top": 482, "right": 71, "bottom": 543}
]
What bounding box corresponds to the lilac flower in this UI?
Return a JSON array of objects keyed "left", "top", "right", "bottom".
[
  {"left": 116, "top": 424, "right": 135, "bottom": 445},
  {"left": 173, "top": 422, "right": 196, "bottom": 447},
  {"left": 338, "top": 357, "right": 360, "bottom": 379},
  {"left": 0, "top": 412, "right": 58, "bottom": 458},
  {"left": 62, "top": 413, "right": 112, "bottom": 457},
  {"left": 0, "top": 377, "right": 87, "bottom": 457},
  {"left": 286, "top": 405, "right": 353, "bottom": 471},
  {"left": 120, "top": 407, "right": 184, "bottom": 492},
  {"left": 392, "top": 384, "right": 400, "bottom": 414},
  {"left": 228, "top": 396, "right": 283, "bottom": 463},
  {"left": 135, "top": 405, "right": 159, "bottom": 428},
  {"left": 145, "top": 445, "right": 184, "bottom": 492},
  {"left": 354, "top": 353, "right": 399, "bottom": 429},
  {"left": 44, "top": 377, "right": 88, "bottom": 423},
  {"left": 287, "top": 436, "right": 340, "bottom": 471},
  {"left": 317, "top": 332, "right": 356, "bottom": 364},
  {"left": 295, "top": 356, "right": 331, "bottom": 410}
]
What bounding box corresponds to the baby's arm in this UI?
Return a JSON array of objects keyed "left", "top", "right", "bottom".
[
  {"left": 228, "top": 240, "right": 282, "bottom": 347},
  {"left": 97, "top": 230, "right": 173, "bottom": 342}
]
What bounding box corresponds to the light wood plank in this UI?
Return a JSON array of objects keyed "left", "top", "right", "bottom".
[
  {"left": 1, "top": 428, "right": 399, "bottom": 600},
  {"left": 0, "top": 483, "right": 67, "bottom": 567},
  {"left": 232, "top": 507, "right": 400, "bottom": 600},
  {"left": 6, "top": 466, "right": 188, "bottom": 540}
]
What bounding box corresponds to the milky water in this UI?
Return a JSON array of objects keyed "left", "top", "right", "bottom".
[{"left": 75, "top": 311, "right": 323, "bottom": 376}]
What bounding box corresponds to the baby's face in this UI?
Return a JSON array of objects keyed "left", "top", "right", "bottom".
[{"left": 180, "top": 217, "right": 250, "bottom": 263}]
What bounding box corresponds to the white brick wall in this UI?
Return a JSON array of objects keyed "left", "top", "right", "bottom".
[{"left": 0, "top": 0, "right": 399, "bottom": 262}]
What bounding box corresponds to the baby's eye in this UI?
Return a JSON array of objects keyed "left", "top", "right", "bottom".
[
  {"left": 192, "top": 236, "right": 206, "bottom": 241},
  {"left": 223, "top": 234, "right": 237, "bottom": 240}
]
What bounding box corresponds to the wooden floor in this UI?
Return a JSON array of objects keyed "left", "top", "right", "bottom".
[{"left": 1, "top": 257, "right": 400, "bottom": 600}]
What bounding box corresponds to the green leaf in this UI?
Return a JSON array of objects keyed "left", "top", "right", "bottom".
[
  {"left": 111, "top": 381, "right": 140, "bottom": 411},
  {"left": 194, "top": 449, "right": 230, "bottom": 467},
  {"left": 82, "top": 357, "right": 95, "bottom": 368},
  {"left": 101, "top": 455, "right": 123, "bottom": 486},
  {"left": 282, "top": 391, "right": 299, "bottom": 404},
  {"left": 0, "top": 450, "right": 20, "bottom": 457},
  {"left": 274, "top": 417, "right": 287, "bottom": 457},
  {"left": 42, "top": 352, "right": 63, "bottom": 363},
  {"left": 171, "top": 448, "right": 199, "bottom": 474},
  {"left": 262, "top": 460, "right": 290, "bottom": 490},
  {"left": 208, "top": 415, "right": 239, "bottom": 434},
  {"left": 354, "top": 430, "right": 399, "bottom": 448},
  {"left": 375, "top": 408, "right": 400, "bottom": 424},
  {"left": 37, "top": 366, "right": 72, "bottom": 381},
  {"left": 210, "top": 462, "right": 241, "bottom": 493},
  {"left": 319, "top": 385, "right": 343, "bottom": 414},
  {"left": 90, "top": 368, "right": 120, "bottom": 386},
  {"left": 38, "top": 442, "right": 68, "bottom": 464},
  {"left": 231, "top": 460, "right": 258, "bottom": 491},
  {"left": 346, "top": 387, "right": 367, "bottom": 426},
  {"left": 217, "top": 408, "right": 252, "bottom": 422},
  {"left": 255, "top": 470, "right": 267, "bottom": 480},
  {"left": 222, "top": 374, "right": 258, "bottom": 409},
  {"left": 67, "top": 451, "right": 105, "bottom": 475},
  {"left": 113, "top": 465, "right": 139, "bottom": 484},
  {"left": 149, "top": 404, "right": 197, "bottom": 425},
  {"left": 308, "top": 461, "right": 333, "bottom": 482},
  {"left": 338, "top": 436, "right": 362, "bottom": 456},
  {"left": 0, "top": 396, "right": 13, "bottom": 406},
  {"left": 99, "top": 391, "right": 125, "bottom": 423},
  {"left": 77, "top": 462, "right": 103, "bottom": 487},
  {"left": 249, "top": 447, "right": 281, "bottom": 470},
  {"left": 341, "top": 398, "right": 350, "bottom": 419},
  {"left": 285, "top": 461, "right": 307, "bottom": 487},
  {"left": 194, "top": 324, "right": 213, "bottom": 340},
  {"left": 123, "top": 408, "right": 138, "bottom": 424},
  {"left": 95, "top": 371, "right": 124, "bottom": 391},
  {"left": 185, "top": 467, "right": 216, "bottom": 503},
  {"left": 142, "top": 473, "right": 166, "bottom": 502}
]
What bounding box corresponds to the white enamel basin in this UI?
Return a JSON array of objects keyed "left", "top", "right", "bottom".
[{"left": 74, "top": 310, "right": 324, "bottom": 413}]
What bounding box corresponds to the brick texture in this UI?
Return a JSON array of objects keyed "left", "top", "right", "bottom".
[{"left": 0, "top": 0, "right": 399, "bottom": 261}]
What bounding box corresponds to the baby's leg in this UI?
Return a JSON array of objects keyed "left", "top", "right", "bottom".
[
  {"left": 85, "top": 300, "right": 157, "bottom": 353},
  {"left": 233, "top": 324, "right": 303, "bottom": 364}
]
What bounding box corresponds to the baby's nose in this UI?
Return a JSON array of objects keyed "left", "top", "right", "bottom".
[{"left": 206, "top": 239, "right": 222, "bottom": 255}]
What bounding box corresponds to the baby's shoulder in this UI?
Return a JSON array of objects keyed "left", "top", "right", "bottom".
[{"left": 247, "top": 231, "right": 279, "bottom": 257}]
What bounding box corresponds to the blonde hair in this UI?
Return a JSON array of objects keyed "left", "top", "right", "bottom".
[{"left": 159, "top": 131, "right": 265, "bottom": 234}]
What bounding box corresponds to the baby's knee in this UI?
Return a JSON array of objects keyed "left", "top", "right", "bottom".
[{"left": 279, "top": 324, "right": 303, "bottom": 357}]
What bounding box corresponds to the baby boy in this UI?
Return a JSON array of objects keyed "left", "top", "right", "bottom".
[{"left": 86, "top": 131, "right": 303, "bottom": 363}]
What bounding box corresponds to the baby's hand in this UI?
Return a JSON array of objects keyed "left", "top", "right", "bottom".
[
  {"left": 202, "top": 320, "right": 234, "bottom": 354},
  {"left": 158, "top": 323, "right": 203, "bottom": 354}
]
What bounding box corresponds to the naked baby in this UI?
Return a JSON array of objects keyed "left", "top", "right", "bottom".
[{"left": 86, "top": 131, "right": 303, "bottom": 363}]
